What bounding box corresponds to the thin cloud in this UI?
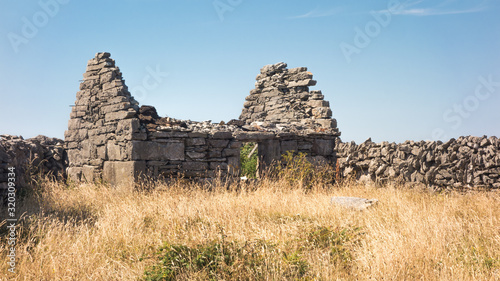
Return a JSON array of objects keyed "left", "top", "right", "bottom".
[
  {"left": 289, "top": 8, "right": 341, "bottom": 19},
  {"left": 389, "top": 0, "right": 489, "bottom": 16},
  {"left": 393, "top": 6, "right": 487, "bottom": 16}
]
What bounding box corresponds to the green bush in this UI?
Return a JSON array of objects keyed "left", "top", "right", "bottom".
[
  {"left": 143, "top": 236, "right": 312, "bottom": 280},
  {"left": 305, "top": 225, "right": 364, "bottom": 269},
  {"left": 272, "top": 151, "right": 336, "bottom": 188},
  {"left": 144, "top": 239, "right": 278, "bottom": 280},
  {"left": 240, "top": 142, "right": 258, "bottom": 178}
]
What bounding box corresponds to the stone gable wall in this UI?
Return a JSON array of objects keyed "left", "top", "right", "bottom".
[
  {"left": 65, "top": 52, "right": 142, "bottom": 183},
  {"left": 240, "top": 62, "right": 339, "bottom": 135}
]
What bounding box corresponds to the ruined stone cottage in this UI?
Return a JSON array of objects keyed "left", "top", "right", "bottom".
[
  {"left": 64, "top": 52, "right": 340, "bottom": 185},
  {"left": 1, "top": 52, "right": 499, "bottom": 194}
]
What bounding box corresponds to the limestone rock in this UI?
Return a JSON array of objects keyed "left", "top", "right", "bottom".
[{"left": 330, "top": 197, "right": 379, "bottom": 211}]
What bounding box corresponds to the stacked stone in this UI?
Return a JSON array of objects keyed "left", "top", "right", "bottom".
[
  {"left": 133, "top": 105, "right": 336, "bottom": 181},
  {"left": 65, "top": 52, "right": 143, "bottom": 182},
  {"left": 336, "top": 136, "right": 500, "bottom": 189},
  {"left": 0, "top": 135, "right": 65, "bottom": 200},
  {"left": 240, "top": 62, "right": 339, "bottom": 134}
]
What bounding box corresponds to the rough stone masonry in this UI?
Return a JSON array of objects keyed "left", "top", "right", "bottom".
[
  {"left": 1, "top": 52, "right": 498, "bottom": 195},
  {"left": 64, "top": 53, "right": 340, "bottom": 185}
]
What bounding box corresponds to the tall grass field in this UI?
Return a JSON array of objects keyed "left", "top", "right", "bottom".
[{"left": 1, "top": 170, "right": 499, "bottom": 280}]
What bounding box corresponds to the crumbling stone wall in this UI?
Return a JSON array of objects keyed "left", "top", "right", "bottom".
[
  {"left": 240, "top": 62, "right": 339, "bottom": 134},
  {"left": 0, "top": 135, "right": 65, "bottom": 198},
  {"left": 134, "top": 109, "right": 337, "bottom": 181},
  {"left": 336, "top": 136, "right": 500, "bottom": 189},
  {"left": 65, "top": 53, "right": 340, "bottom": 185},
  {"left": 55, "top": 52, "right": 500, "bottom": 190}
]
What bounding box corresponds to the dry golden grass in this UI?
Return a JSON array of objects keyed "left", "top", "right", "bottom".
[{"left": 1, "top": 177, "right": 499, "bottom": 280}]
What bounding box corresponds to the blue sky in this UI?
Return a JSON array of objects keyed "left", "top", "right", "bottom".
[{"left": 1, "top": 0, "right": 499, "bottom": 143}]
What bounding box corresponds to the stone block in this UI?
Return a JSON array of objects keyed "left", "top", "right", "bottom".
[
  {"left": 107, "top": 141, "right": 123, "bottom": 160},
  {"left": 212, "top": 132, "right": 233, "bottom": 139},
  {"left": 188, "top": 132, "right": 208, "bottom": 138},
  {"left": 234, "top": 132, "right": 275, "bottom": 141},
  {"left": 97, "top": 145, "right": 107, "bottom": 160},
  {"left": 281, "top": 140, "right": 298, "bottom": 154},
  {"left": 67, "top": 149, "right": 84, "bottom": 166},
  {"left": 229, "top": 141, "right": 242, "bottom": 149},
  {"left": 152, "top": 131, "right": 189, "bottom": 138},
  {"left": 68, "top": 118, "right": 83, "bottom": 130},
  {"left": 208, "top": 139, "right": 230, "bottom": 148},
  {"left": 101, "top": 102, "right": 131, "bottom": 114},
  {"left": 105, "top": 110, "right": 136, "bottom": 122},
  {"left": 312, "top": 139, "right": 334, "bottom": 156},
  {"left": 102, "top": 80, "right": 124, "bottom": 91},
  {"left": 222, "top": 148, "right": 239, "bottom": 157},
  {"left": 182, "top": 161, "right": 208, "bottom": 171},
  {"left": 103, "top": 161, "right": 146, "bottom": 186},
  {"left": 227, "top": 156, "right": 240, "bottom": 176},
  {"left": 307, "top": 100, "right": 329, "bottom": 108},
  {"left": 187, "top": 151, "right": 206, "bottom": 159},
  {"left": 67, "top": 167, "right": 83, "bottom": 182},
  {"left": 82, "top": 165, "right": 98, "bottom": 182},
  {"left": 131, "top": 141, "right": 185, "bottom": 161},
  {"left": 258, "top": 140, "right": 281, "bottom": 167},
  {"left": 208, "top": 150, "right": 222, "bottom": 158},
  {"left": 186, "top": 138, "right": 206, "bottom": 146},
  {"left": 288, "top": 79, "right": 316, "bottom": 87},
  {"left": 210, "top": 162, "right": 228, "bottom": 171},
  {"left": 312, "top": 107, "right": 332, "bottom": 118}
]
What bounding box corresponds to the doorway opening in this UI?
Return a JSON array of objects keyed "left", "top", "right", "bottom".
[{"left": 239, "top": 142, "right": 258, "bottom": 179}]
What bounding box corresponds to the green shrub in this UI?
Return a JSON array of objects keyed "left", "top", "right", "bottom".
[
  {"left": 240, "top": 142, "right": 258, "bottom": 178},
  {"left": 144, "top": 238, "right": 278, "bottom": 280},
  {"left": 305, "top": 226, "right": 364, "bottom": 269},
  {"left": 282, "top": 250, "right": 309, "bottom": 278},
  {"left": 143, "top": 236, "right": 314, "bottom": 280}
]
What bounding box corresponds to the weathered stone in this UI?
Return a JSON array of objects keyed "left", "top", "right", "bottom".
[
  {"left": 103, "top": 161, "right": 146, "bottom": 186},
  {"left": 186, "top": 151, "right": 206, "bottom": 159},
  {"left": 186, "top": 138, "right": 206, "bottom": 146},
  {"left": 182, "top": 161, "right": 208, "bottom": 171},
  {"left": 131, "top": 141, "right": 185, "bottom": 161},
  {"left": 208, "top": 139, "right": 230, "bottom": 148},
  {"left": 105, "top": 110, "right": 136, "bottom": 122},
  {"left": 330, "top": 197, "right": 378, "bottom": 211},
  {"left": 312, "top": 139, "right": 334, "bottom": 155},
  {"left": 235, "top": 132, "right": 275, "bottom": 141},
  {"left": 222, "top": 148, "right": 239, "bottom": 157}
]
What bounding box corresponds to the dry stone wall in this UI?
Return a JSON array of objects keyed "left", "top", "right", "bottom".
[
  {"left": 0, "top": 135, "right": 65, "bottom": 199},
  {"left": 336, "top": 136, "right": 500, "bottom": 189},
  {"left": 3, "top": 52, "right": 497, "bottom": 190}
]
